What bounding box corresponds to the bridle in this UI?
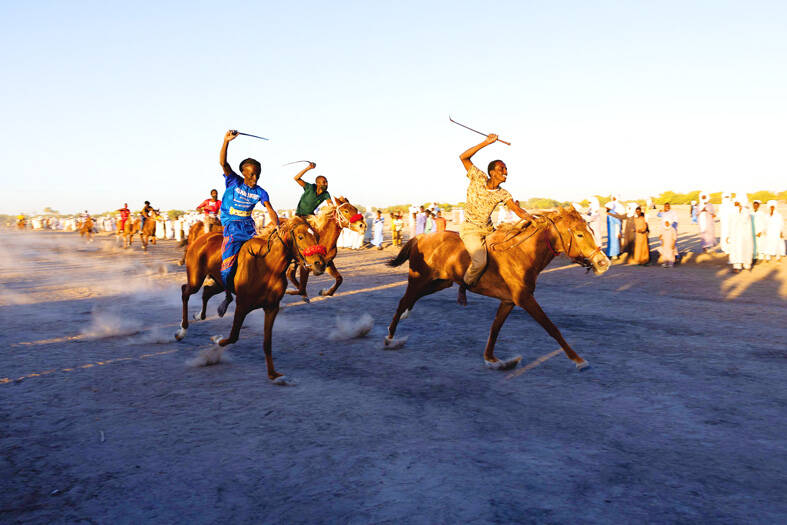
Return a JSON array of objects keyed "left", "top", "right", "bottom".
[
  {"left": 543, "top": 216, "right": 601, "bottom": 271},
  {"left": 334, "top": 202, "right": 364, "bottom": 229},
  {"left": 280, "top": 223, "right": 326, "bottom": 270}
]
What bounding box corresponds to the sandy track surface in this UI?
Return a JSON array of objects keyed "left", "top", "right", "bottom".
[{"left": 1, "top": 231, "right": 785, "bottom": 523}]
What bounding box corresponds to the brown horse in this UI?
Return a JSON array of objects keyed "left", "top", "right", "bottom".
[
  {"left": 385, "top": 207, "right": 610, "bottom": 371},
  {"left": 175, "top": 217, "right": 327, "bottom": 383},
  {"left": 139, "top": 210, "right": 159, "bottom": 251},
  {"left": 178, "top": 216, "right": 223, "bottom": 265},
  {"left": 78, "top": 217, "right": 94, "bottom": 241},
  {"left": 285, "top": 197, "right": 367, "bottom": 302},
  {"left": 118, "top": 218, "right": 141, "bottom": 248}
]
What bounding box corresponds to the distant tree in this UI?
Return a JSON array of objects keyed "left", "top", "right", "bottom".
[
  {"left": 43, "top": 206, "right": 59, "bottom": 214},
  {"left": 167, "top": 210, "right": 186, "bottom": 219}
]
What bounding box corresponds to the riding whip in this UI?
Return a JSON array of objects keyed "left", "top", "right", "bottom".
[
  {"left": 281, "top": 160, "right": 313, "bottom": 167},
  {"left": 449, "top": 116, "right": 511, "bottom": 146},
  {"left": 233, "top": 131, "right": 269, "bottom": 141}
]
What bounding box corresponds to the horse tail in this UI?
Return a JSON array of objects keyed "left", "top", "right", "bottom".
[{"left": 387, "top": 238, "right": 415, "bottom": 267}]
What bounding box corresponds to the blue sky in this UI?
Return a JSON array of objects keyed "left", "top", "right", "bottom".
[{"left": 2, "top": 1, "right": 786, "bottom": 214}]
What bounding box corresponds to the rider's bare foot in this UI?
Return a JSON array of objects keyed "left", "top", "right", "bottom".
[{"left": 457, "top": 284, "right": 468, "bottom": 306}]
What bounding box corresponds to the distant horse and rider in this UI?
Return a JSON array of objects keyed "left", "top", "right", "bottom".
[
  {"left": 117, "top": 208, "right": 160, "bottom": 251},
  {"left": 78, "top": 214, "right": 94, "bottom": 241}
]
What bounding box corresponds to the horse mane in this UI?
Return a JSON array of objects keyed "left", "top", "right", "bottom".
[
  {"left": 490, "top": 207, "right": 582, "bottom": 252},
  {"left": 306, "top": 204, "right": 336, "bottom": 230}
]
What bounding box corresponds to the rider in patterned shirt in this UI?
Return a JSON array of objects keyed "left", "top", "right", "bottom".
[{"left": 457, "top": 133, "right": 533, "bottom": 306}]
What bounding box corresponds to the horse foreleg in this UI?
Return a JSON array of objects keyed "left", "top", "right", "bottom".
[
  {"left": 519, "top": 294, "right": 589, "bottom": 370},
  {"left": 483, "top": 301, "right": 514, "bottom": 364},
  {"left": 217, "top": 289, "right": 233, "bottom": 317},
  {"left": 286, "top": 261, "right": 299, "bottom": 289},
  {"left": 262, "top": 305, "right": 284, "bottom": 382},
  {"left": 285, "top": 264, "right": 311, "bottom": 302},
  {"left": 319, "top": 261, "right": 343, "bottom": 296},
  {"left": 216, "top": 301, "right": 250, "bottom": 347}
]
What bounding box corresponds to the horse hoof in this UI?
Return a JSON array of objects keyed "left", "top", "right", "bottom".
[
  {"left": 192, "top": 312, "right": 203, "bottom": 321},
  {"left": 301, "top": 295, "right": 310, "bottom": 304},
  {"left": 272, "top": 376, "right": 294, "bottom": 386},
  {"left": 400, "top": 308, "right": 410, "bottom": 320},
  {"left": 485, "top": 356, "right": 522, "bottom": 370},
  {"left": 383, "top": 335, "right": 408, "bottom": 350},
  {"left": 318, "top": 289, "right": 330, "bottom": 296},
  {"left": 217, "top": 300, "right": 229, "bottom": 317},
  {"left": 210, "top": 334, "right": 222, "bottom": 344},
  {"left": 174, "top": 327, "right": 187, "bottom": 341},
  {"left": 576, "top": 360, "right": 591, "bottom": 371}
]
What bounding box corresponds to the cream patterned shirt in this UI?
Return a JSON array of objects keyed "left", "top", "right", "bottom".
[{"left": 464, "top": 164, "right": 512, "bottom": 229}]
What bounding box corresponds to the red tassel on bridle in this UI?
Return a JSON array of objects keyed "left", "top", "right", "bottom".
[
  {"left": 302, "top": 244, "right": 327, "bottom": 257},
  {"left": 349, "top": 213, "right": 363, "bottom": 224}
]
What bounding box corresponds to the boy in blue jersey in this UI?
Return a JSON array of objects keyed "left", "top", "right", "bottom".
[{"left": 218, "top": 129, "right": 280, "bottom": 290}]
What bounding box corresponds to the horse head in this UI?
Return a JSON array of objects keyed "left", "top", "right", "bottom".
[
  {"left": 283, "top": 217, "right": 326, "bottom": 276},
  {"left": 545, "top": 207, "right": 610, "bottom": 274},
  {"left": 334, "top": 196, "right": 367, "bottom": 234}
]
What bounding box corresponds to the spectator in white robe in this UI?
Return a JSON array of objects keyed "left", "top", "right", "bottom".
[
  {"left": 719, "top": 192, "right": 735, "bottom": 254},
  {"left": 764, "top": 200, "right": 784, "bottom": 261},
  {"left": 583, "top": 197, "right": 604, "bottom": 247},
  {"left": 698, "top": 192, "right": 716, "bottom": 251},
  {"left": 408, "top": 205, "right": 419, "bottom": 238},
  {"left": 657, "top": 202, "right": 679, "bottom": 233},
  {"left": 371, "top": 211, "right": 384, "bottom": 249},
  {"left": 752, "top": 200, "right": 767, "bottom": 260},
  {"left": 727, "top": 197, "right": 754, "bottom": 272},
  {"left": 658, "top": 218, "right": 678, "bottom": 267}
]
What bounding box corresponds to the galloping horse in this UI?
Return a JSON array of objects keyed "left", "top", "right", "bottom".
[
  {"left": 175, "top": 217, "right": 327, "bottom": 383},
  {"left": 385, "top": 207, "right": 610, "bottom": 371},
  {"left": 78, "top": 217, "right": 94, "bottom": 241},
  {"left": 118, "top": 218, "right": 141, "bottom": 248},
  {"left": 285, "top": 197, "right": 367, "bottom": 302},
  {"left": 139, "top": 210, "right": 160, "bottom": 251},
  {"left": 179, "top": 216, "right": 223, "bottom": 265}
]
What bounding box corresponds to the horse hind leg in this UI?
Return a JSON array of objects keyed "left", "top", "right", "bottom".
[
  {"left": 519, "top": 294, "right": 589, "bottom": 370},
  {"left": 385, "top": 278, "right": 451, "bottom": 349},
  {"left": 197, "top": 281, "right": 225, "bottom": 321},
  {"left": 319, "top": 261, "right": 343, "bottom": 296}
]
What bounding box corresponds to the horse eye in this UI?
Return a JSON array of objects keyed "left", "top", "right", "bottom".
[
  {"left": 298, "top": 235, "right": 303, "bottom": 240},
  {"left": 577, "top": 233, "right": 583, "bottom": 238}
]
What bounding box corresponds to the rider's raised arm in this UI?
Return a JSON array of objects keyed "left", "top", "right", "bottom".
[
  {"left": 219, "top": 130, "right": 239, "bottom": 177},
  {"left": 263, "top": 201, "right": 279, "bottom": 226},
  {"left": 506, "top": 198, "right": 533, "bottom": 222},
  {"left": 293, "top": 162, "right": 316, "bottom": 188},
  {"left": 459, "top": 133, "right": 498, "bottom": 172}
]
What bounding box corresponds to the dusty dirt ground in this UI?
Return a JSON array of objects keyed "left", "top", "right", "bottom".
[{"left": 1, "top": 229, "right": 785, "bottom": 523}]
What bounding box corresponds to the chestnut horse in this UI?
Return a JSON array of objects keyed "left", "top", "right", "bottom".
[
  {"left": 118, "top": 217, "right": 141, "bottom": 248},
  {"left": 139, "top": 210, "right": 159, "bottom": 251},
  {"left": 385, "top": 207, "right": 610, "bottom": 371},
  {"left": 285, "top": 197, "right": 367, "bottom": 302},
  {"left": 175, "top": 217, "right": 327, "bottom": 383},
  {"left": 178, "top": 216, "right": 223, "bottom": 265}
]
